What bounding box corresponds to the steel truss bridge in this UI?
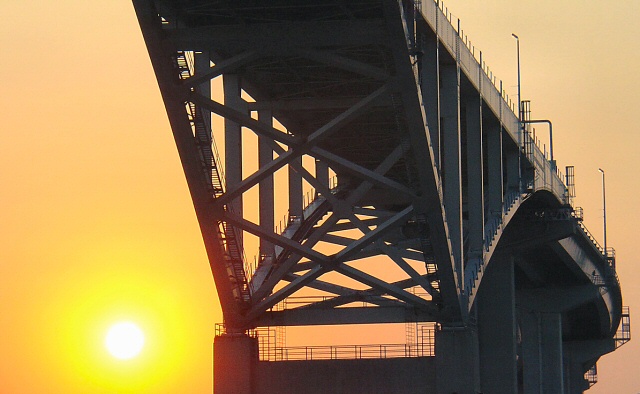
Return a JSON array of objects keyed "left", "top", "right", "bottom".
[{"left": 134, "top": 0, "right": 629, "bottom": 392}]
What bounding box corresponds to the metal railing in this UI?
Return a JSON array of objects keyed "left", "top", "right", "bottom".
[
  {"left": 615, "top": 306, "right": 631, "bottom": 348},
  {"left": 261, "top": 342, "right": 434, "bottom": 361},
  {"left": 215, "top": 322, "right": 435, "bottom": 361},
  {"left": 585, "top": 364, "right": 598, "bottom": 387}
]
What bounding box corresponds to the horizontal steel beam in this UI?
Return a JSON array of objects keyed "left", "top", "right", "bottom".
[{"left": 253, "top": 305, "right": 439, "bottom": 327}]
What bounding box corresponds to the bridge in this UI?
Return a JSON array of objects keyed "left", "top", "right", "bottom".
[{"left": 133, "top": 0, "right": 629, "bottom": 392}]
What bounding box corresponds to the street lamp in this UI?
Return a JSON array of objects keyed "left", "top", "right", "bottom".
[
  {"left": 512, "top": 33, "right": 521, "bottom": 123},
  {"left": 598, "top": 168, "right": 607, "bottom": 257}
]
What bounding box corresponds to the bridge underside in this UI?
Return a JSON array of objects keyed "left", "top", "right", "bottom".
[{"left": 134, "top": 0, "right": 626, "bottom": 392}]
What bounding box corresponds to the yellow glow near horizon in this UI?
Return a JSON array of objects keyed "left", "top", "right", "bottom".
[{"left": 105, "top": 322, "right": 145, "bottom": 360}]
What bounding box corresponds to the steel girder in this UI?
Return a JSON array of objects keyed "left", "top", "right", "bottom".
[
  {"left": 134, "top": 0, "right": 465, "bottom": 329},
  {"left": 134, "top": 0, "right": 622, "bottom": 336}
]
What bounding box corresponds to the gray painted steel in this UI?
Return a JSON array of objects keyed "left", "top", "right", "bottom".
[{"left": 134, "top": 0, "right": 627, "bottom": 392}]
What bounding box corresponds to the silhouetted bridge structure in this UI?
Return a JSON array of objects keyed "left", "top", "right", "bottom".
[{"left": 134, "top": 0, "right": 629, "bottom": 392}]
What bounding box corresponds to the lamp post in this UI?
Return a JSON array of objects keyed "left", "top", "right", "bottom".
[
  {"left": 512, "top": 34, "right": 521, "bottom": 123},
  {"left": 512, "top": 33, "right": 522, "bottom": 192},
  {"left": 598, "top": 168, "right": 607, "bottom": 257}
]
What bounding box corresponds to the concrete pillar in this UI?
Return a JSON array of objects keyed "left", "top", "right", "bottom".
[
  {"left": 289, "top": 157, "right": 303, "bottom": 218},
  {"left": 440, "top": 63, "right": 463, "bottom": 287},
  {"left": 420, "top": 35, "right": 441, "bottom": 172},
  {"left": 562, "top": 339, "right": 616, "bottom": 394},
  {"left": 477, "top": 253, "right": 517, "bottom": 393},
  {"left": 258, "top": 109, "right": 275, "bottom": 257},
  {"left": 520, "top": 311, "right": 564, "bottom": 393},
  {"left": 214, "top": 334, "right": 258, "bottom": 394},
  {"left": 435, "top": 327, "right": 479, "bottom": 394},
  {"left": 224, "top": 74, "right": 244, "bottom": 246},
  {"left": 465, "top": 94, "right": 484, "bottom": 265},
  {"left": 540, "top": 313, "right": 564, "bottom": 392},
  {"left": 562, "top": 347, "right": 589, "bottom": 394}
]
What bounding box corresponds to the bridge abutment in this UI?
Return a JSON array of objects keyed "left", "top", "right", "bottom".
[
  {"left": 214, "top": 334, "right": 258, "bottom": 394},
  {"left": 435, "top": 327, "right": 480, "bottom": 394},
  {"left": 213, "top": 335, "right": 437, "bottom": 394}
]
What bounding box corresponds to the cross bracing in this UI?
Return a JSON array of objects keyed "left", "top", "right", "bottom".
[{"left": 134, "top": 5, "right": 625, "bottom": 388}]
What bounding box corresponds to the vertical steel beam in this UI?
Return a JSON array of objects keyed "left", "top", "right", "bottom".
[
  {"left": 465, "top": 93, "right": 484, "bottom": 263},
  {"left": 421, "top": 37, "right": 441, "bottom": 172},
  {"left": 440, "top": 63, "right": 463, "bottom": 289},
  {"left": 195, "top": 51, "right": 211, "bottom": 112},
  {"left": 315, "top": 159, "right": 330, "bottom": 194},
  {"left": 224, "top": 74, "right": 244, "bottom": 247},
  {"left": 289, "top": 157, "right": 303, "bottom": 218},
  {"left": 486, "top": 122, "right": 504, "bottom": 217},
  {"left": 258, "top": 109, "right": 275, "bottom": 257},
  {"left": 505, "top": 141, "right": 520, "bottom": 197}
]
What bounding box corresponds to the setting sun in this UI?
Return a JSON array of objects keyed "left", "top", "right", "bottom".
[{"left": 105, "top": 322, "right": 145, "bottom": 360}]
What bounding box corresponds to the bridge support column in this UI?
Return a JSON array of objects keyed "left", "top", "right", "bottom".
[
  {"left": 521, "top": 311, "right": 564, "bottom": 393},
  {"left": 315, "top": 159, "right": 329, "bottom": 193},
  {"left": 435, "top": 327, "right": 479, "bottom": 394},
  {"left": 486, "top": 122, "right": 503, "bottom": 216},
  {"left": 465, "top": 93, "right": 484, "bottom": 265},
  {"left": 224, "top": 74, "right": 245, "bottom": 243},
  {"left": 259, "top": 109, "right": 275, "bottom": 257},
  {"left": 289, "top": 156, "right": 303, "bottom": 218},
  {"left": 505, "top": 141, "right": 520, "bottom": 196},
  {"left": 477, "top": 253, "right": 517, "bottom": 394},
  {"left": 420, "top": 35, "right": 441, "bottom": 172},
  {"left": 440, "top": 63, "right": 463, "bottom": 286},
  {"left": 213, "top": 334, "right": 258, "bottom": 394},
  {"left": 562, "top": 347, "right": 589, "bottom": 394}
]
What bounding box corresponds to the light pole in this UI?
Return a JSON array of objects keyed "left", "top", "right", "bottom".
[
  {"left": 598, "top": 168, "right": 607, "bottom": 257},
  {"left": 512, "top": 34, "right": 521, "bottom": 123},
  {"left": 512, "top": 33, "right": 522, "bottom": 192}
]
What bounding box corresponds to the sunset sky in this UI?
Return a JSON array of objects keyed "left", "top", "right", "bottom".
[{"left": 2, "top": 1, "right": 639, "bottom": 392}]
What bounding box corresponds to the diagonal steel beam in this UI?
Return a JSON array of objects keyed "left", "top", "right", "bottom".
[
  {"left": 191, "top": 92, "right": 298, "bottom": 146},
  {"left": 334, "top": 206, "right": 414, "bottom": 263},
  {"left": 379, "top": 242, "right": 436, "bottom": 295},
  {"left": 283, "top": 272, "right": 355, "bottom": 296},
  {"left": 206, "top": 84, "right": 390, "bottom": 209},
  {"left": 312, "top": 147, "right": 416, "bottom": 197},
  {"left": 223, "top": 211, "right": 330, "bottom": 265},
  {"left": 336, "top": 264, "right": 434, "bottom": 310},
  {"left": 243, "top": 265, "right": 325, "bottom": 324},
  {"left": 295, "top": 49, "right": 389, "bottom": 81},
  {"left": 252, "top": 213, "right": 341, "bottom": 301},
  {"left": 382, "top": 0, "right": 461, "bottom": 319},
  {"left": 182, "top": 50, "right": 259, "bottom": 89}
]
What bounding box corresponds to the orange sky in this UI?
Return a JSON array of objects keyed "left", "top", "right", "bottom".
[{"left": 1, "top": 1, "right": 638, "bottom": 392}]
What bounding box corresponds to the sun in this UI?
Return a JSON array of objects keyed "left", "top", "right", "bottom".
[{"left": 105, "top": 322, "right": 145, "bottom": 360}]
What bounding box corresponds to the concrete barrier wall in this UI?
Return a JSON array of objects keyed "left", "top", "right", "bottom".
[{"left": 254, "top": 357, "right": 436, "bottom": 394}]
